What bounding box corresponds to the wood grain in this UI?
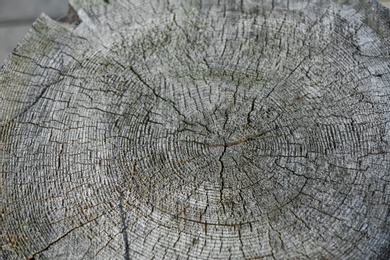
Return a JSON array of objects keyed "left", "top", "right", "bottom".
[{"left": 1, "top": 0, "right": 389, "bottom": 259}]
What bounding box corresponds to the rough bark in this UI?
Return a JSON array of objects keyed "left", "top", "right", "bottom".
[{"left": 1, "top": 0, "right": 389, "bottom": 259}]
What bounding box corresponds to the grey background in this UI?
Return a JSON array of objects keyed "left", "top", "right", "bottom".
[
  {"left": 0, "top": 0, "right": 68, "bottom": 67},
  {"left": 1, "top": 0, "right": 390, "bottom": 67}
]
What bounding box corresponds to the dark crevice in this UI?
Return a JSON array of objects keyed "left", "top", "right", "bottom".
[
  {"left": 57, "top": 4, "right": 82, "bottom": 28},
  {"left": 218, "top": 140, "right": 227, "bottom": 213},
  {"left": 111, "top": 163, "right": 131, "bottom": 260},
  {"left": 118, "top": 194, "right": 131, "bottom": 260}
]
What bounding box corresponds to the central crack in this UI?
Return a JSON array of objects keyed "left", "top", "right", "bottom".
[{"left": 218, "top": 138, "right": 227, "bottom": 213}]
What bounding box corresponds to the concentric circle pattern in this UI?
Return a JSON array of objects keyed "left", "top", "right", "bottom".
[{"left": 1, "top": 0, "right": 389, "bottom": 259}]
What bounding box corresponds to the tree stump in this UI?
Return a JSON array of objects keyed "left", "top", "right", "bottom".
[{"left": 1, "top": 0, "right": 389, "bottom": 259}]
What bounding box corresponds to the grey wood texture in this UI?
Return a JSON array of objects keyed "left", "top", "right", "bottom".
[{"left": 1, "top": 0, "right": 390, "bottom": 259}]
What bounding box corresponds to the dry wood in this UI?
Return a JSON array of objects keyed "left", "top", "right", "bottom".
[{"left": 1, "top": 0, "right": 389, "bottom": 259}]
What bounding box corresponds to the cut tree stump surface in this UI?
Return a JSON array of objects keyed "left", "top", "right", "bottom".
[{"left": 1, "top": 0, "right": 389, "bottom": 259}]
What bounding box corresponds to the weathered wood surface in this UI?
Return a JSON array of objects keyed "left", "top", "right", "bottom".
[{"left": 1, "top": 0, "right": 389, "bottom": 259}]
